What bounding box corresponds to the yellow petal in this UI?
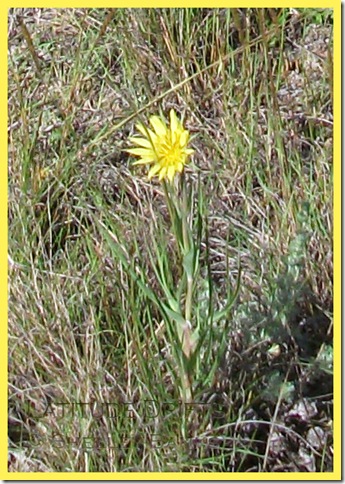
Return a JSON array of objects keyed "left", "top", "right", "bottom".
[
  {"left": 179, "top": 131, "right": 189, "bottom": 147},
  {"left": 170, "top": 109, "right": 178, "bottom": 133},
  {"left": 150, "top": 116, "right": 167, "bottom": 136},
  {"left": 126, "top": 147, "right": 152, "bottom": 156},
  {"left": 167, "top": 165, "right": 176, "bottom": 181},
  {"left": 176, "top": 162, "right": 184, "bottom": 172},
  {"left": 136, "top": 123, "right": 148, "bottom": 137},
  {"left": 129, "top": 137, "right": 152, "bottom": 148},
  {"left": 158, "top": 166, "right": 168, "bottom": 180},
  {"left": 136, "top": 123, "right": 158, "bottom": 144},
  {"left": 148, "top": 163, "right": 162, "bottom": 179}
]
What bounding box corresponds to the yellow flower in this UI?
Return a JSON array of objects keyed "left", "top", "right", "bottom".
[{"left": 127, "top": 109, "right": 194, "bottom": 182}]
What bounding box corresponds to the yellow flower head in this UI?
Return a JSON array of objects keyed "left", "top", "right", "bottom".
[{"left": 127, "top": 109, "right": 194, "bottom": 182}]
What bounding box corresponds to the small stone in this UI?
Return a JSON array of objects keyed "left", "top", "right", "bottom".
[
  {"left": 307, "top": 426, "right": 327, "bottom": 451},
  {"left": 286, "top": 399, "right": 318, "bottom": 423}
]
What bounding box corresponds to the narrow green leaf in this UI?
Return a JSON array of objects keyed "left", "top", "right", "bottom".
[{"left": 182, "top": 247, "right": 195, "bottom": 280}]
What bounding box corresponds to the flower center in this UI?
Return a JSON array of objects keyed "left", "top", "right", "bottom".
[{"left": 158, "top": 137, "right": 182, "bottom": 166}]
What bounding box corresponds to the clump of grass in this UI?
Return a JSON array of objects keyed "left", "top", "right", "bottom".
[{"left": 8, "top": 8, "right": 333, "bottom": 472}]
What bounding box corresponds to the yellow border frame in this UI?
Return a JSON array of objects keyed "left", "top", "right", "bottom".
[{"left": 3, "top": 2, "right": 341, "bottom": 479}]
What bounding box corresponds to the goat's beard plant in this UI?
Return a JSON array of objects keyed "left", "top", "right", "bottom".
[
  {"left": 126, "top": 109, "right": 239, "bottom": 404},
  {"left": 127, "top": 109, "right": 196, "bottom": 403}
]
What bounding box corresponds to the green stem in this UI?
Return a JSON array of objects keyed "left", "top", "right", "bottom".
[
  {"left": 181, "top": 172, "right": 190, "bottom": 254},
  {"left": 163, "top": 174, "right": 194, "bottom": 404},
  {"left": 162, "top": 179, "right": 174, "bottom": 226},
  {"left": 181, "top": 174, "right": 194, "bottom": 403},
  {"left": 162, "top": 179, "right": 182, "bottom": 260}
]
